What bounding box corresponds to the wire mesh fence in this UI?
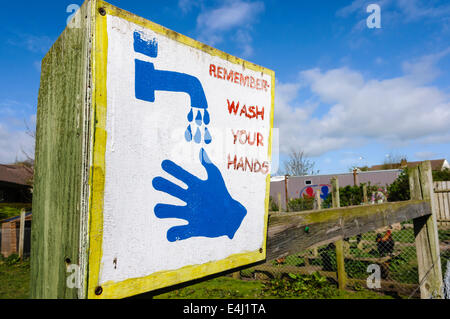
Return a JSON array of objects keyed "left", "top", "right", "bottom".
[{"left": 238, "top": 222, "right": 450, "bottom": 299}]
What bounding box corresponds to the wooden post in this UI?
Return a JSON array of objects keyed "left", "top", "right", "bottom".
[
  {"left": 410, "top": 161, "right": 443, "bottom": 299},
  {"left": 277, "top": 193, "right": 282, "bottom": 213},
  {"left": 331, "top": 177, "right": 340, "bottom": 209},
  {"left": 331, "top": 177, "right": 346, "bottom": 290},
  {"left": 30, "top": 0, "right": 92, "bottom": 299},
  {"left": 18, "top": 209, "right": 26, "bottom": 260},
  {"left": 284, "top": 175, "right": 289, "bottom": 212},
  {"left": 312, "top": 189, "right": 321, "bottom": 256},
  {"left": 363, "top": 184, "right": 368, "bottom": 205},
  {"left": 315, "top": 188, "right": 322, "bottom": 211},
  {"left": 353, "top": 168, "right": 359, "bottom": 187}
]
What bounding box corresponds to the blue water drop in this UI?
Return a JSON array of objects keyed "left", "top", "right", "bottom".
[
  {"left": 204, "top": 127, "right": 212, "bottom": 144},
  {"left": 185, "top": 125, "right": 193, "bottom": 142},
  {"left": 195, "top": 111, "right": 203, "bottom": 126},
  {"left": 203, "top": 110, "right": 210, "bottom": 125},
  {"left": 187, "top": 108, "right": 194, "bottom": 122},
  {"left": 194, "top": 127, "right": 202, "bottom": 144}
]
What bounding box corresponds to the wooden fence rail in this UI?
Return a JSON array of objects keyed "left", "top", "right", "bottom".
[
  {"left": 264, "top": 161, "right": 443, "bottom": 299},
  {"left": 434, "top": 181, "right": 450, "bottom": 227}
]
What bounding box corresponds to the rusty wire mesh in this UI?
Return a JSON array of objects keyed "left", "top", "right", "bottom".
[{"left": 239, "top": 222, "right": 450, "bottom": 298}]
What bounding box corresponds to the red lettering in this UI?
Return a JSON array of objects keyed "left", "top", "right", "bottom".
[
  {"left": 240, "top": 74, "right": 249, "bottom": 87},
  {"left": 226, "top": 70, "right": 234, "bottom": 81},
  {"left": 234, "top": 72, "right": 240, "bottom": 84},
  {"left": 245, "top": 158, "right": 253, "bottom": 172},
  {"left": 227, "top": 100, "right": 240, "bottom": 115},
  {"left": 231, "top": 129, "right": 239, "bottom": 144},
  {"left": 236, "top": 157, "right": 244, "bottom": 171},
  {"left": 239, "top": 130, "right": 247, "bottom": 144},
  {"left": 256, "top": 106, "right": 265, "bottom": 121},
  {"left": 257, "top": 133, "right": 264, "bottom": 147},
  {"left": 239, "top": 105, "right": 247, "bottom": 118},
  {"left": 247, "top": 131, "right": 256, "bottom": 146},
  {"left": 248, "top": 106, "right": 256, "bottom": 119},
  {"left": 217, "top": 67, "right": 224, "bottom": 79},
  {"left": 210, "top": 64, "right": 269, "bottom": 91},
  {"left": 227, "top": 153, "right": 270, "bottom": 175},
  {"left": 209, "top": 64, "right": 216, "bottom": 77},
  {"left": 228, "top": 154, "right": 237, "bottom": 170},
  {"left": 261, "top": 162, "right": 269, "bottom": 175},
  {"left": 253, "top": 160, "right": 262, "bottom": 173}
]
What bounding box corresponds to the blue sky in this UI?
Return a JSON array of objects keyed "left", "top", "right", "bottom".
[{"left": 1, "top": 0, "right": 449, "bottom": 174}]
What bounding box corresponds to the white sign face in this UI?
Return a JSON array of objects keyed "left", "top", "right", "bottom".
[{"left": 94, "top": 12, "right": 274, "bottom": 293}]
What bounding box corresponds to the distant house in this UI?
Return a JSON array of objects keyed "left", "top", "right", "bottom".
[
  {"left": 0, "top": 212, "right": 32, "bottom": 258},
  {"left": 0, "top": 164, "right": 33, "bottom": 203},
  {"left": 367, "top": 159, "right": 449, "bottom": 172},
  {"left": 271, "top": 169, "right": 402, "bottom": 210}
]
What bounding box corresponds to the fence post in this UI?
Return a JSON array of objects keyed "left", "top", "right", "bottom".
[
  {"left": 284, "top": 175, "right": 289, "bottom": 212},
  {"left": 18, "top": 209, "right": 26, "bottom": 260},
  {"left": 314, "top": 188, "right": 322, "bottom": 210},
  {"left": 331, "top": 176, "right": 346, "bottom": 290},
  {"left": 363, "top": 184, "right": 368, "bottom": 205},
  {"left": 277, "top": 193, "right": 282, "bottom": 213},
  {"left": 410, "top": 161, "right": 443, "bottom": 299}
]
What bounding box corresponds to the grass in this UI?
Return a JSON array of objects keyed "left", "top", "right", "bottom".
[
  {"left": 153, "top": 276, "right": 393, "bottom": 299},
  {"left": 0, "top": 258, "right": 391, "bottom": 300},
  {"left": 0, "top": 256, "right": 30, "bottom": 299}
]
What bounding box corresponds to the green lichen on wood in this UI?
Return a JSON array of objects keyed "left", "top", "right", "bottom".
[
  {"left": 30, "top": 1, "right": 91, "bottom": 299},
  {"left": 269, "top": 200, "right": 428, "bottom": 226}
]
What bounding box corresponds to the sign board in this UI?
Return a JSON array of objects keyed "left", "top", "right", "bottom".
[{"left": 32, "top": 0, "right": 274, "bottom": 299}]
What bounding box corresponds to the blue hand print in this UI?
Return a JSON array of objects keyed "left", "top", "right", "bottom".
[
  {"left": 152, "top": 148, "right": 247, "bottom": 242},
  {"left": 320, "top": 186, "right": 329, "bottom": 200}
]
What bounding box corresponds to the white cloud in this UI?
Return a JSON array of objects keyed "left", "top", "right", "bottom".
[
  {"left": 273, "top": 53, "right": 450, "bottom": 157},
  {"left": 337, "top": 0, "right": 450, "bottom": 30},
  {"left": 0, "top": 123, "right": 35, "bottom": 164},
  {"left": 0, "top": 100, "right": 36, "bottom": 164},
  {"left": 414, "top": 151, "right": 438, "bottom": 160},
  {"left": 8, "top": 33, "right": 53, "bottom": 54},
  {"left": 195, "top": 0, "right": 264, "bottom": 57},
  {"left": 178, "top": 0, "right": 201, "bottom": 14}
]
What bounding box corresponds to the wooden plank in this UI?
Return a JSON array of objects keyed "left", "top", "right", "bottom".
[
  {"left": 435, "top": 182, "right": 443, "bottom": 223},
  {"left": 18, "top": 209, "right": 26, "bottom": 259},
  {"left": 331, "top": 176, "right": 346, "bottom": 290},
  {"left": 30, "top": 0, "right": 92, "bottom": 299},
  {"left": 411, "top": 162, "right": 443, "bottom": 299},
  {"left": 444, "top": 181, "right": 450, "bottom": 221},
  {"left": 266, "top": 199, "right": 430, "bottom": 261}
]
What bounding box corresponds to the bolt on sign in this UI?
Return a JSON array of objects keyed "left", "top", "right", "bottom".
[{"left": 31, "top": 0, "right": 275, "bottom": 299}]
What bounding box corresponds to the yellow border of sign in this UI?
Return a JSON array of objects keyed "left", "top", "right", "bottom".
[{"left": 87, "top": 0, "right": 276, "bottom": 299}]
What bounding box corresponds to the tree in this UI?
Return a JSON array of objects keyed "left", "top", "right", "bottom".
[
  {"left": 283, "top": 149, "right": 319, "bottom": 176},
  {"left": 387, "top": 169, "right": 410, "bottom": 202},
  {"left": 382, "top": 152, "right": 407, "bottom": 170},
  {"left": 433, "top": 168, "right": 450, "bottom": 182}
]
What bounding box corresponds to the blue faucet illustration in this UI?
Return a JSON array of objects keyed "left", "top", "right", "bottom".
[
  {"left": 134, "top": 31, "right": 211, "bottom": 144},
  {"left": 133, "top": 31, "right": 246, "bottom": 242}
]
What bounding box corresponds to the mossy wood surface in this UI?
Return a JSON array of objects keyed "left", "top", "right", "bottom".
[
  {"left": 30, "top": 1, "right": 91, "bottom": 299},
  {"left": 266, "top": 200, "right": 431, "bottom": 261}
]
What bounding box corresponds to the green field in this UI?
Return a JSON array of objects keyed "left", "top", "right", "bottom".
[
  {"left": 0, "top": 257, "right": 30, "bottom": 299},
  {"left": 0, "top": 257, "right": 392, "bottom": 299}
]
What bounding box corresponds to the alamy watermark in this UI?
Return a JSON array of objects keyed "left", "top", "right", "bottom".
[
  {"left": 367, "top": 264, "right": 381, "bottom": 289},
  {"left": 67, "top": 4, "right": 81, "bottom": 29},
  {"left": 367, "top": 4, "right": 382, "bottom": 29},
  {"left": 66, "top": 263, "right": 81, "bottom": 289}
]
